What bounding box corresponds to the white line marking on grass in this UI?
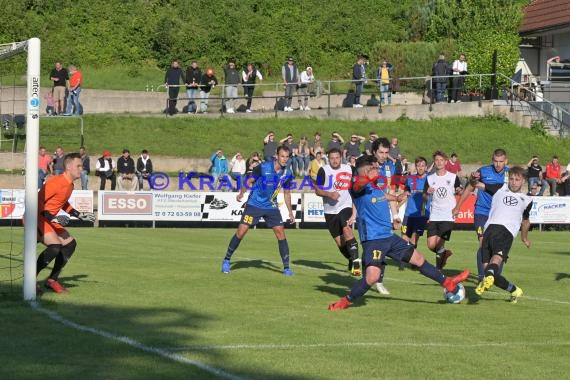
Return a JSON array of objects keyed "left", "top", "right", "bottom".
[
  {"left": 30, "top": 301, "right": 244, "bottom": 380},
  {"left": 167, "top": 340, "right": 570, "bottom": 352}
]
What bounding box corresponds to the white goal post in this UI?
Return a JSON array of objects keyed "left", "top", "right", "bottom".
[{"left": 0, "top": 38, "right": 41, "bottom": 300}]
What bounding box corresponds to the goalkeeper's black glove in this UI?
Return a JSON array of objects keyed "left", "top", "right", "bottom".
[{"left": 69, "top": 209, "right": 96, "bottom": 222}]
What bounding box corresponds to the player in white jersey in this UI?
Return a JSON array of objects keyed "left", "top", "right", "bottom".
[
  {"left": 314, "top": 148, "right": 361, "bottom": 275},
  {"left": 472, "top": 166, "right": 532, "bottom": 303},
  {"left": 424, "top": 151, "right": 462, "bottom": 270}
]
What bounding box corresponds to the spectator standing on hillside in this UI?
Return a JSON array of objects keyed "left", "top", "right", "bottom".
[
  {"left": 96, "top": 150, "right": 116, "bottom": 190},
  {"left": 297, "top": 136, "right": 311, "bottom": 177},
  {"left": 545, "top": 156, "right": 563, "bottom": 196},
  {"left": 136, "top": 149, "right": 153, "bottom": 190},
  {"left": 327, "top": 132, "right": 345, "bottom": 159},
  {"left": 282, "top": 57, "right": 300, "bottom": 112},
  {"left": 298, "top": 66, "right": 315, "bottom": 110},
  {"left": 352, "top": 55, "right": 366, "bottom": 108},
  {"left": 199, "top": 68, "right": 218, "bottom": 113},
  {"left": 242, "top": 63, "right": 263, "bottom": 113},
  {"left": 245, "top": 152, "right": 261, "bottom": 175},
  {"left": 38, "top": 146, "right": 52, "bottom": 189},
  {"left": 51, "top": 146, "right": 65, "bottom": 175},
  {"left": 263, "top": 131, "right": 278, "bottom": 162},
  {"left": 185, "top": 61, "right": 201, "bottom": 113},
  {"left": 376, "top": 60, "right": 393, "bottom": 105},
  {"left": 364, "top": 132, "right": 378, "bottom": 155},
  {"left": 229, "top": 152, "right": 246, "bottom": 187},
  {"left": 451, "top": 54, "right": 468, "bottom": 103},
  {"left": 79, "top": 146, "right": 90, "bottom": 190},
  {"left": 526, "top": 156, "right": 547, "bottom": 196},
  {"left": 117, "top": 149, "right": 137, "bottom": 191},
  {"left": 344, "top": 134, "right": 365, "bottom": 161},
  {"left": 210, "top": 148, "right": 229, "bottom": 189},
  {"left": 164, "top": 60, "right": 185, "bottom": 116},
  {"left": 310, "top": 132, "right": 325, "bottom": 161},
  {"left": 64, "top": 65, "right": 82, "bottom": 116},
  {"left": 432, "top": 55, "right": 449, "bottom": 103},
  {"left": 224, "top": 59, "right": 241, "bottom": 114},
  {"left": 49, "top": 62, "right": 68, "bottom": 115},
  {"left": 388, "top": 137, "right": 400, "bottom": 165}
]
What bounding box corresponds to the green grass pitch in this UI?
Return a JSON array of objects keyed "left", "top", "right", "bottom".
[{"left": 1, "top": 227, "right": 569, "bottom": 379}]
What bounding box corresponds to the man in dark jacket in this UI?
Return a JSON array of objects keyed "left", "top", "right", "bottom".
[
  {"left": 164, "top": 60, "right": 185, "bottom": 115},
  {"left": 117, "top": 149, "right": 137, "bottom": 191},
  {"left": 136, "top": 149, "right": 153, "bottom": 190},
  {"left": 185, "top": 61, "right": 202, "bottom": 113},
  {"left": 432, "top": 55, "right": 450, "bottom": 103},
  {"left": 199, "top": 68, "right": 218, "bottom": 113}
]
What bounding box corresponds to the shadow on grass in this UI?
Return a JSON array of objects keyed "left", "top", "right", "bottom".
[
  {"left": 0, "top": 281, "right": 312, "bottom": 380},
  {"left": 555, "top": 272, "right": 570, "bottom": 281},
  {"left": 292, "top": 259, "right": 338, "bottom": 271},
  {"left": 231, "top": 259, "right": 283, "bottom": 274}
]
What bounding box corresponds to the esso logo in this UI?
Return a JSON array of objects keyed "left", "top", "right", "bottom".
[
  {"left": 102, "top": 193, "right": 153, "bottom": 215},
  {"left": 109, "top": 198, "right": 147, "bottom": 209}
]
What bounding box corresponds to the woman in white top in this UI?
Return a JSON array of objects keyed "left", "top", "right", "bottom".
[
  {"left": 229, "top": 152, "right": 247, "bottom": 187},
  {"left": 298, "top": 67, "right": 315, "bottom": 110}
]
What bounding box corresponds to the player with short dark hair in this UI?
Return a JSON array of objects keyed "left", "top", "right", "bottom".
[
  {"left": 314, "top": 148, "right": 360, "bottom": 275},
  {"left": 425, "top": 151, "right": 462, "bottom": 270},
  {"left": 400, "top": 156, "right": 430, "bottom": 249},
  {"left": 35, "top": 153, "right": 96, "bottom": 294},
  {"left": 471, "top": 166, "right": 531, "bottom": 303},
  {"left": 222, "top": 145, "right": 296, "bottom": 275},
  {"left": 328, "top": 155, "right": 470, "bottom": 310},
  {"left": 454, "top": 148, "right": 508, "bottom": 284},
  {"left": 368, "top": 137, "right": 398, "bottom": 293}
]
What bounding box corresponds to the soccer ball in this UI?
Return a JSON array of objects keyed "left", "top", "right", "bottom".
[{"left": 443, "top": 283, "right": 466, "bottom": 304}]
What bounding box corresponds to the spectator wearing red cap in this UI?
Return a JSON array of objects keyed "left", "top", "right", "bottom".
[{"left": 95, "top": 150, "right": 116, "bottom": 190}]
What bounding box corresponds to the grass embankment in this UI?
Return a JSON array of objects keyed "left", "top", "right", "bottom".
[{"left": 30, "top": 115, "right": 570, "bottom": 165}]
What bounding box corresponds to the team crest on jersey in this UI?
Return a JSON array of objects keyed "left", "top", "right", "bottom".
[
  {"left": 333, "top": 180, "right": 349, "bottom": 191},
  {"left": 502, "top": 195, "right": 518, "bottom": 206},
  {"left": 436, "top": 187, "right": 447, "bottom": 198},
  {"left": 372, "top": 197, "right": 377, "bottom": 203}
]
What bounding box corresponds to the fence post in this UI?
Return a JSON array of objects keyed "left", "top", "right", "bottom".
[{"left": 429, "top": 78, "right": 433, "bottom": 112}]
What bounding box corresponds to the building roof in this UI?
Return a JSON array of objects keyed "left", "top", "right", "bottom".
[{"left": 520, "top": 0, "right": 570, "bottom": 34}]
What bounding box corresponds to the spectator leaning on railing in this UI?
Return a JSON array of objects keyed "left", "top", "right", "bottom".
[{"left": 164, "top": 60, "right": 185, "bottom": 116}]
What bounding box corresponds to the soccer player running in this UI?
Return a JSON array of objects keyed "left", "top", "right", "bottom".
[
  {"left": 453, "top": 148, "right": 508, "bottom": 285},
  {"left": 399, "top": 156, "right": 430, "bottom": 269},
  {"left": 369, "top": 137, "right": 397, "bottom": 294},
  {"left": 425, "top": 151, "right": 462, "bottom": 270},
  {"left": 222, "top": 145, "right": 295, "bottom": 275},
  {"left": 328, "top": 155, "right": 469, "bottom": 310},
  {"left": 314, "top": 148, "right": 361, "bottom": 276},
  {"left": 36, "top": 153, "right": 95, "bottom": 294},
  {"left": 471, "top": 166, "right": 531, "bottom": 303}
]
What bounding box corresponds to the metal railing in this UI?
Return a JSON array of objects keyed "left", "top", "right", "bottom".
[
  {"left": 156, "top": 73, "right": 497, "bottom": 116},
  {"left": 497, "top": 72, "right": 570, "bottom": 136}
]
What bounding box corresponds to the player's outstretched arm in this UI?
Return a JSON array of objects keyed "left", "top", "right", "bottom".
[{"left": 521, "top": 219, "right": 531, "bottom": 248}]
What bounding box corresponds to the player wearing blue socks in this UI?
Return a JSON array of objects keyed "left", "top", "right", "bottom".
[
  {"left": 222, "top": 145, "right": 296, "bottom": 276},
  {"left": 328, "top": 155, "right": 470, "bottom": 310}
]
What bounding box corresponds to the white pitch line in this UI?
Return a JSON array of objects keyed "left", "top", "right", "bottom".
[
  {"left": 30, "top": 301, "right": 244, "bottom": 380},
  {"left": 166, "top": 340, "right": 570, "bottom": 352}
]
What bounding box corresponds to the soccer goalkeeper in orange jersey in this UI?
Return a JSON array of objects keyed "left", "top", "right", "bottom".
[{"left": 35, "top": 152, "right": 95, "bottom": 294}]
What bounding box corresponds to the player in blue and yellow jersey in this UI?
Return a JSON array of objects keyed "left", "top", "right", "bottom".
[
  {"left": 454, "top": 148, "right": 508, "bottom": 283},
  {"left": 221, "top": 145, "right": 296, "bottom": 276},
  {"left": 400, "top": 156, "right": 430, "bottom": 250},
  {"left": 369, "top": 137, "right": 396, "bottom": 294},
  {"left": 328, "top": 155, "right": 470, "bottom": 310}
]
